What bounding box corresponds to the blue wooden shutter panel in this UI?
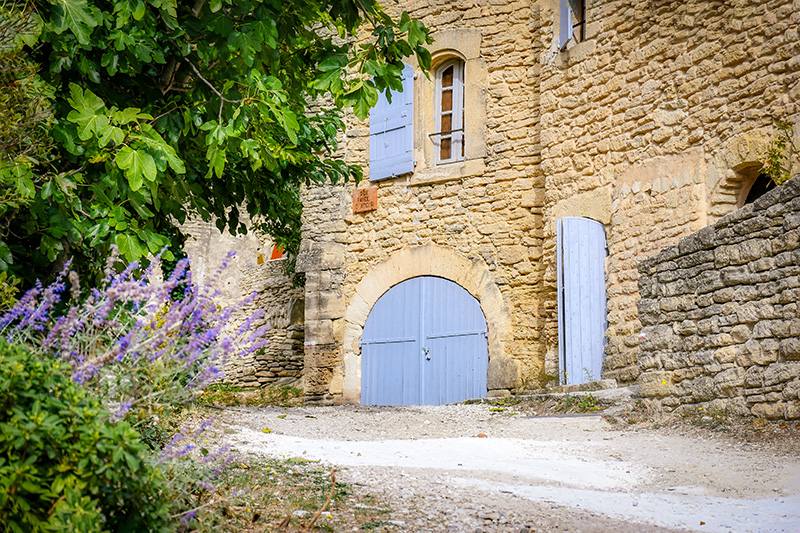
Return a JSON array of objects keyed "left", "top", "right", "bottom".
[
  {"left": 559, "top": 0, "right": 571, "bottom": 49},
  {"left": 369, "top": 63, "right": 414, "bottom": 181}
]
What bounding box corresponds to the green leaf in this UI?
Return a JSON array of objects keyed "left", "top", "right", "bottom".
[
  {"left": 49, "top": 0, "right": 99, "bottom": 44},
  {"left": 15, "top": 175, "right": 35, "bottom": 199},
  {"left": 115, "top": 147, "right": 157, "bottom": 190},
  {"left": 408, "top": 20, "right": 427, "bottom": 48},
  {"left": 114, "top": 233, "right": 146, "bottom": 261},
  {"left": 349, "top": 84, "right": 379, "bottom": 121},
  {"left": 66, "top": 85, "right": 109, "bottom": 141},
  {"left": 206, "top": 145, "right": 227, "bottom": 179},
  {"left": 416, "top": 47, "right": 432, "bottom": 72},
  {"left": 132, "top": 0, "right": 146, "bottom": 21}
]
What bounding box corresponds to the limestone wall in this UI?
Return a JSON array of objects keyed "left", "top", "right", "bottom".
[
  {"left": 637, "top": 177, "right": 800, "bottom": 420},
  {"left": 298, "top": 0, "right": 547, "bottom": 404},
  {"left": 182, "top": 219, "right": 304, "bottom": 388},
  {"left": 298, "top": 0, "right": 800, "bottom": 404},
  {"left": 538, "top": 0, "right": 800, "bottom": 383}
]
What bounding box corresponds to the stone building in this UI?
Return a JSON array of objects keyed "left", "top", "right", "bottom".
[{"left": 291, "top": 0, "right": 800, "bottom": 405}]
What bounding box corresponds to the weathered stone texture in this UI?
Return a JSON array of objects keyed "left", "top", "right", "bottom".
[
  {"left": 300, "top": 0, "right": 547, "bottom": 403},
  {"left": 540, "top": 0, "right": 800, "bottom": 385},
  {"left": 637, "top": 177, "right": 800, "bottom": 419}
]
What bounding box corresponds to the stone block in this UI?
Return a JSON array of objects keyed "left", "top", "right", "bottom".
[
  {"left": 488, "top": 357, "right": 520, "bottom": 390},
  {"left": 785, "top": 403, "right": 800, "bottom": 420},
  {"left": 714, "top": 345, "right": 738, "bottom": 364},
  {"left": 696, "top": 270, "right": 724, "bottom": 293},
  {"left": 735, "top": 339, "right": 763, "bottom": 367},
  {"left": 751, "top": 402, "right": 786, "bottom": 420},
  {"left": 720, "top": 265, "right": 752, "bottom": 286},
  {"left": 744, "top": 366, "right": 765, "bottom": 388},
  {"left": 780, "top": 338, "right": 800, "bottom": 361},
  {"left": 714, "top": 367, "right": 745, "bottom": 397},
  {"left": 639, "top": 324, "right": 675, "bottom": 351},
  {"left": 638, "top": 371, "right": 674, "bottom": 398},
  {"left": 712, "top": 287, "right": 735, "bottom": 303},
  {"left": 730, "top": 324, "right": 751, "bottom": 343},
  {"left": 676, "top": 320, "right": 698, "bottom": 336},
  {"left": 783, "top": 379, "right": 800, "bottom": 400},
  {"left": 689, "top": 376, "right": 716, "bottom": 402},
  {"left": 763, "top": 363, "right": 800, "bottom": 387}
]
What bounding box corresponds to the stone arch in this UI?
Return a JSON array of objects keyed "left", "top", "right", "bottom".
[
  {"left": 707, "top": 129, "right": 772, "bottom": 222},
  {"left": 341, "top": 243, "right": 516, "bottom": 403}
]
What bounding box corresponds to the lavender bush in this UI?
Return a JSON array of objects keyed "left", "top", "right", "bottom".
[
  {"left": 1, "top": 247, "right": 270, "bottom": 527},
  {"left": 0, "top": 246, "right": 268, "bottom": 426}
]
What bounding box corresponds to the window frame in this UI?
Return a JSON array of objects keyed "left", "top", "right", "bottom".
[
  {"left": 432, "top": 58, "right": 465, "bottom": 165},
  {"left": 560, "top": 0, "right": 586, "bottom": 48}
]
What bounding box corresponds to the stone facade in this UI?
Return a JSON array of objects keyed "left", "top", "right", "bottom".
[
  {"left": 183, "top": 219, "right": 304, "bottom": 388},
  {"left": 637, "top": 176, "right": 800, "bottom": 420},
  {"left": 298, "top": 0, "right": 800, "bottom": 404},
  {"left": 539, "top": 0, "right": 800, "bottom": 384}
]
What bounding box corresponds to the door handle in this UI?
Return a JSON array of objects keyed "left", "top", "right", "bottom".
[{"left": 422, "top": 347, "right": 431, "bottom": 360}]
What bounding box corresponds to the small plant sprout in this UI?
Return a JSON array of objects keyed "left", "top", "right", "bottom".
[{"left": 762, "top": 121, "right": 798, "bottom": 186}]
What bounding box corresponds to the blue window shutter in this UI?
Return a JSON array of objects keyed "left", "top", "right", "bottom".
[
  {"left": 559, "top": 0, "right": 571, "bottom": 49},
  {"left": 369, "top": 63, "right": 414, "bottom": 181}
]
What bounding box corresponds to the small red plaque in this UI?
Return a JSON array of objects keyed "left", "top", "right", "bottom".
[{"left": 353, "top": 187, "right": 378, "bottom": 213}]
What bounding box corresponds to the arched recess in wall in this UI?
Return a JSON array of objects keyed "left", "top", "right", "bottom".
[
  {"left": 340, "top": 243, "right": 515, "bottom": 403},
  {"left": 707, "top": 130, "right": 772, "bottom": 222}
]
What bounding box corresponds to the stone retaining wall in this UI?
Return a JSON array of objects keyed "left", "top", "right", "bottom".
[
  {"left": 182, "top": 218, "right": 305, "bottom": 388},
  {"left": 224, "top": 259, "right": 305, "bottom": 387},
  {"left": 637, "top": 176, "right": 800, "bottom": 419}
]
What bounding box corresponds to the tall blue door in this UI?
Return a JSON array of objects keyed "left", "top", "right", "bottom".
[
  {"left": 557, "top": 217, "right": 608, "bottom": 386},
  {"left": 361, "top": 276, "right": 488, "bottom": 405}
]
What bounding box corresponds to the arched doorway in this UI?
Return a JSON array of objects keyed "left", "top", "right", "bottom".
[
  {"left": 361, "top": 276, "right": 489, "bottom": 405},
  {"left": 742, "top": 172, "right": 775, "bottom": 205}
]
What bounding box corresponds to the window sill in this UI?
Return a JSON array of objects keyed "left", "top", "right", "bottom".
[
  {"left": 408, "top": 157, "right": 485, "bottom": 187},
  {"left": 557, "top": 38, "right": 596, "bottom": 67}
]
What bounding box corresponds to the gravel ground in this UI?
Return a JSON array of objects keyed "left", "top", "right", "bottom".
[{"left": 217, "top": 402, "right": 800, "bottom": 532}]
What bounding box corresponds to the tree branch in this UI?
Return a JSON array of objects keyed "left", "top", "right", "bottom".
[
  {"left": 354, "top": 0, "right": 377, "bottom": 27},
  {"left": 184, "top": 60, "right": 245, "bottom": 123}
]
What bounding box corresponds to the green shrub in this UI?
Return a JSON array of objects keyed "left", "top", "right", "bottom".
[{"left": 0, "top": 340, "right": 171, "bottom": 532}]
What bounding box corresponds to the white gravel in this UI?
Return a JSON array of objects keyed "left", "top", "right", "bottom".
[{"left": 219, "top": 404, "right": 800, "bottom": 532}]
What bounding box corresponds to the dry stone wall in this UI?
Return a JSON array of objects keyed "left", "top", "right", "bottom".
[
  {"left": 182, "top": 219, "right": 304, "bottom": 388},
  {"left": 637, "top": 177, "right": 800, "bottom": 420}
]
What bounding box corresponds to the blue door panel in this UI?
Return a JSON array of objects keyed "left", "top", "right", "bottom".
[
  {"left": 557, "top": 217, "right": 608, "bottom": 386},
  {"left": 362, "top": 276, "right": 488, "bottom": 406}
]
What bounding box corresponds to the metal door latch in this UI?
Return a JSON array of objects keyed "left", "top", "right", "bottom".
[{"left": 422, "top": 347, "right": 430, "bottom": 360}]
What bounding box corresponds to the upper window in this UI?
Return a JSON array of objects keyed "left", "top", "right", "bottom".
[
  {"left": 433, "top": 59, "right": 464, "bottom": 164},
  {"left": 560, "top": 0, "right": 586, "bottom": 48}
]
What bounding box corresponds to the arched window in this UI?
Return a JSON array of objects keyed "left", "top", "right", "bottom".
[{"left": 433, "top": 59, "right": 464, "bottom": 164}]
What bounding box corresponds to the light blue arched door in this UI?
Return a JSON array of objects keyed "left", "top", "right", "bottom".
[
  {"left": 361, "top": 276, "right": 488, "bottom": 405},
  {"left": 557, "top": 217, "right": 608, "bottom": 385}
]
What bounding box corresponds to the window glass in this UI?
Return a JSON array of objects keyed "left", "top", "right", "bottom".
[{"left": 434, "top": 60, "right": 464, "bottom": 164}]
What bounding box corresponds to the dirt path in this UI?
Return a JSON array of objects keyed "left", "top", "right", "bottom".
[{"left": 218, "top": 403, "right": 800, "bottom": 532}]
